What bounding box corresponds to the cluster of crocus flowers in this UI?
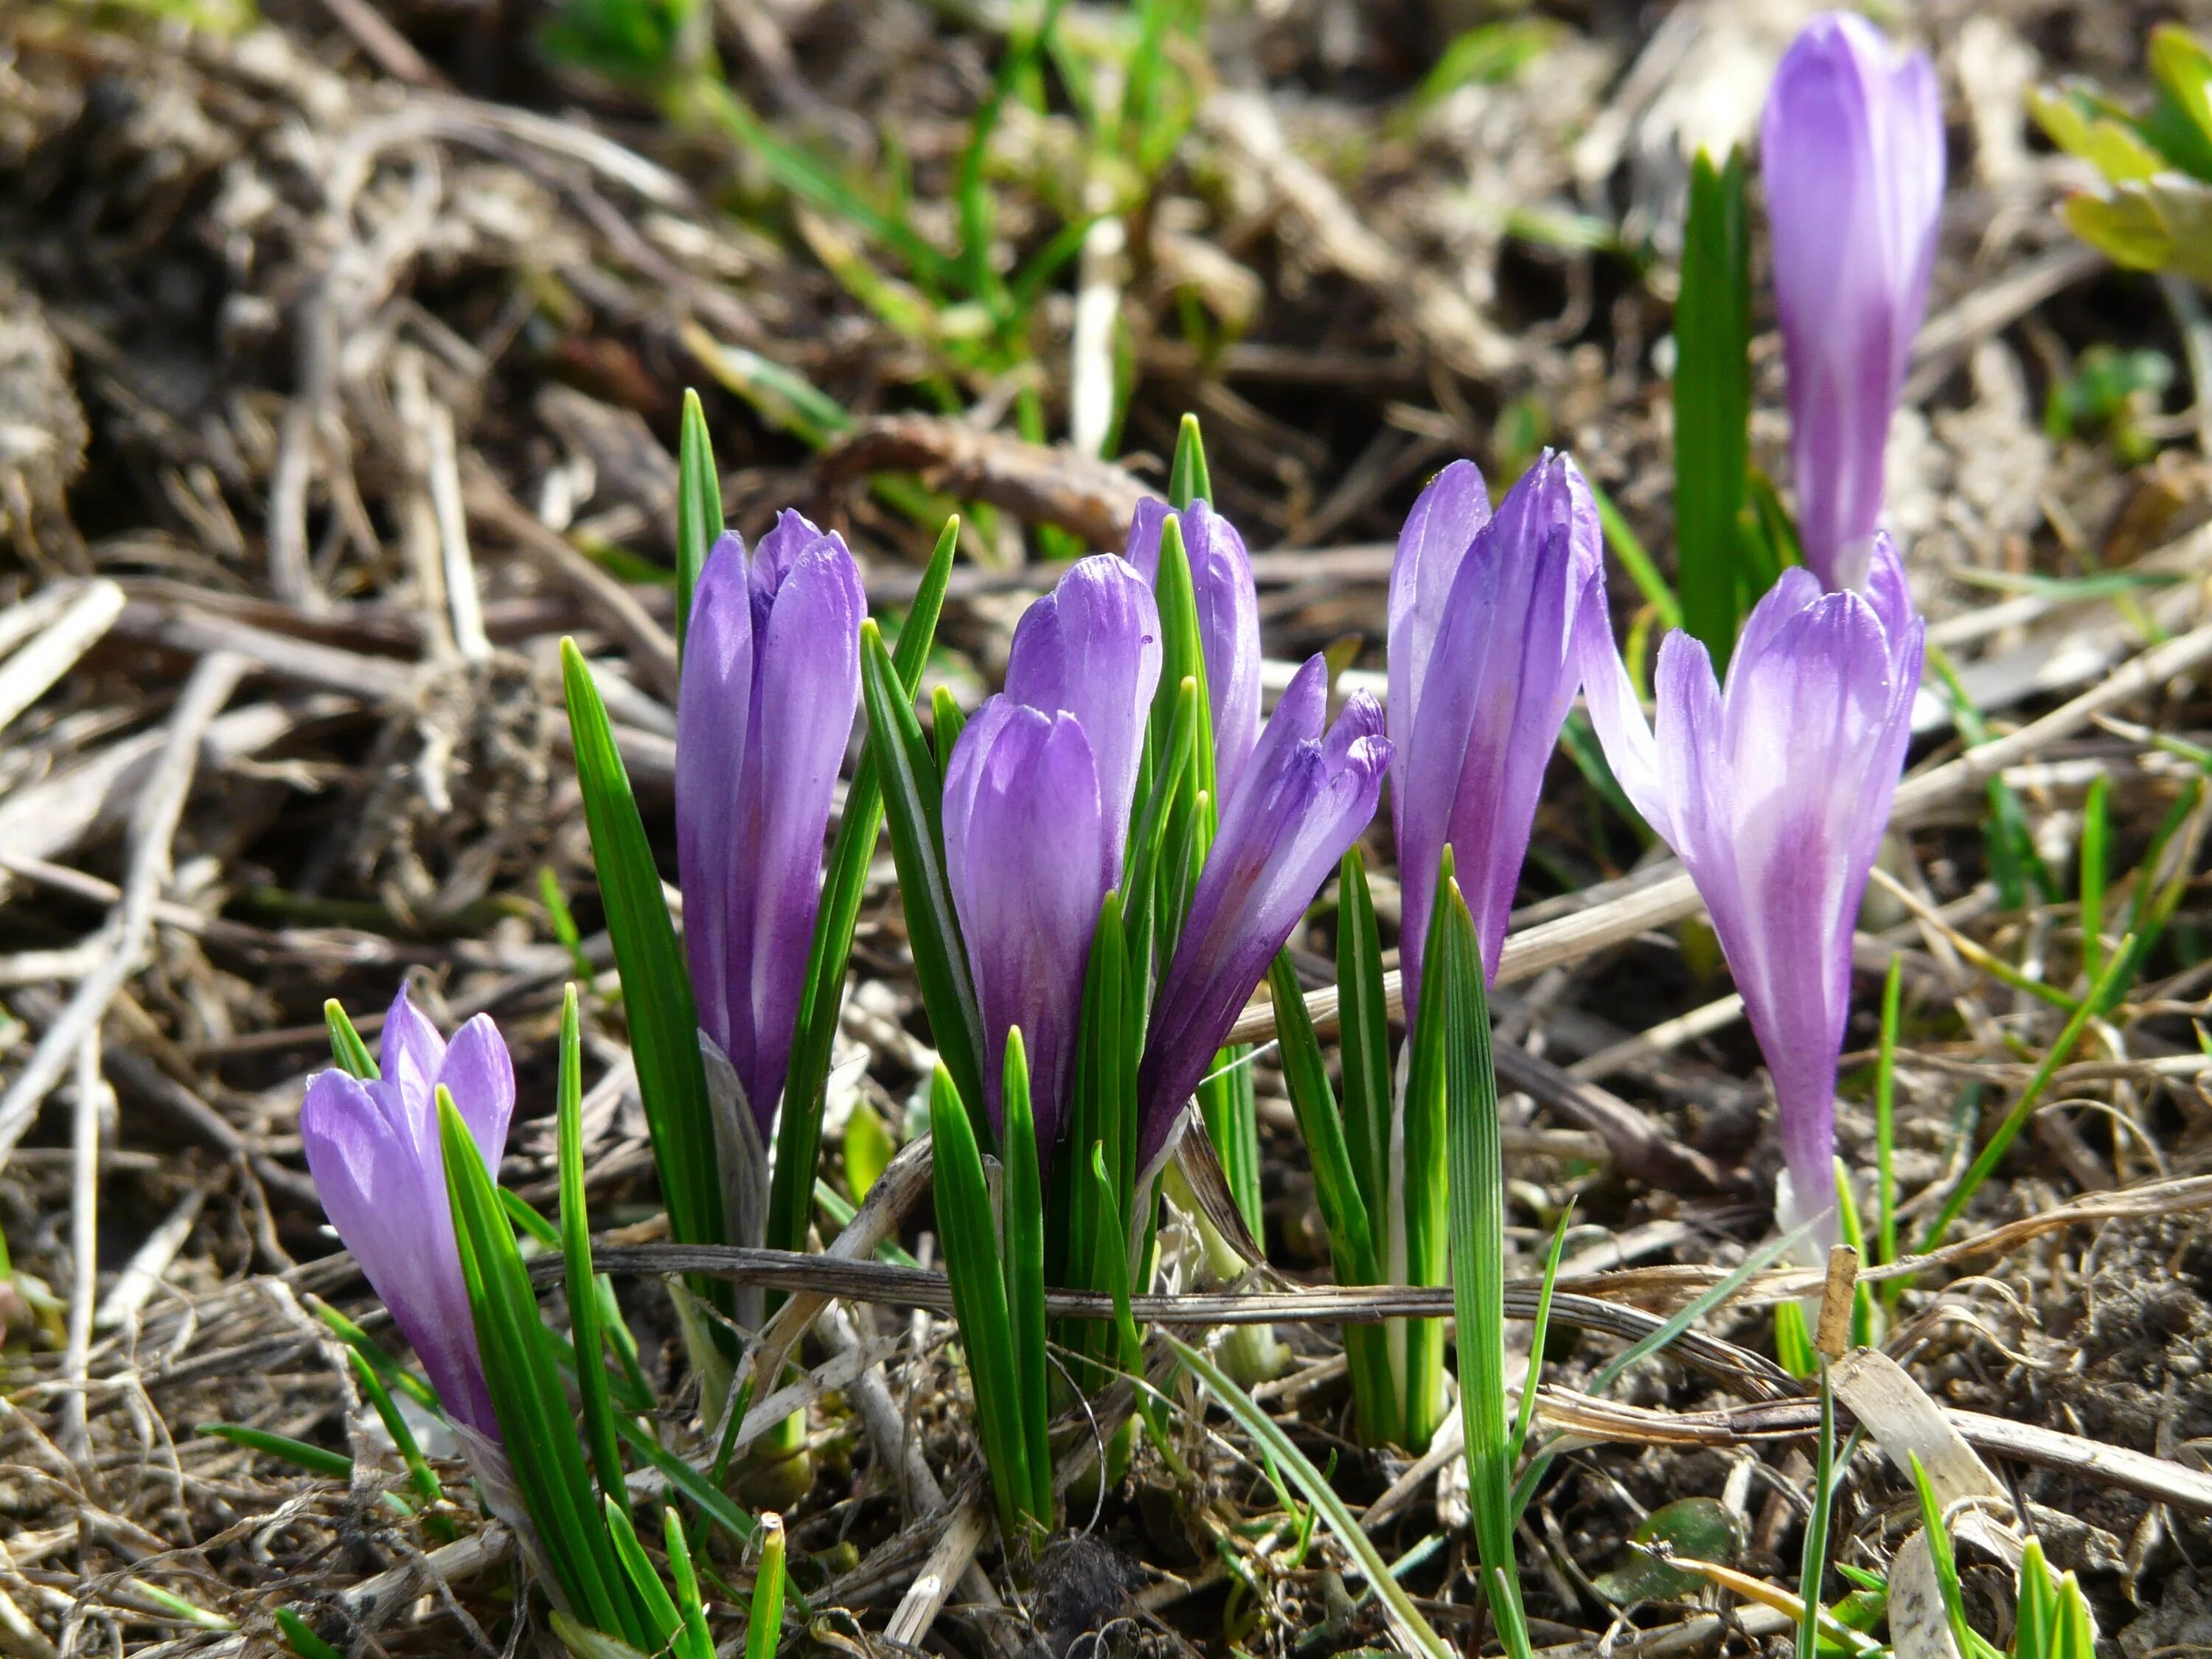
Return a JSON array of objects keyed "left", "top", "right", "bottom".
[
  {"left": 1763, "top": 11, "right": 1944, "bottom": 588},
  {"left": 1388, "top": 452, "right": 1609, "bottom": 1004},
  {"left": 299, "top": 987, "right": 515, "bottom": 1442},
  {"left": 675, "top": 512, "right": 865, "bottom": 1147},
  {"left": 1583, "top": 533, "right": 1924, "bottom": 1233}
]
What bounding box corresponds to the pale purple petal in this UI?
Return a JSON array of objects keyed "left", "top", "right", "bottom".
[
  {"left": 1387, "top": 459, "right": 1492, "bottom": 765},
  {"left": 377, "top": 988, "right": 445, "bottom": 1152},
  {"left": 1004, "top": 555, "right": 1161, "bottom": 873},
  {"left": 675, "top": 533, "right": 754, "bottom": 1060},
  {"left": 1137, "top": 661, "right": 1391, "bottom": 1163},
  {"left": 1574, "top": 599, "right": 1670, "bottom": 841},
  {"left": 943, "top": 699, "right": 1111, "bottom": 1155},
  {"left": 1763, "top": 13, "right": 1944, "bottom": 586},
  {"left": 733, "top": 535, "right": 865, "bottom": 1130},
  {"left": 437, "top": 1015, "right": 516, "bottom": 1178},
  {"left": 1126, "top": 501, "right": 1262, "bottom": 799}
]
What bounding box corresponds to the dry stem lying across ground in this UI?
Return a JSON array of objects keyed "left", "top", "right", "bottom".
[{"left": 1, "top": 0, "right": 2211, "bottom": 1656}]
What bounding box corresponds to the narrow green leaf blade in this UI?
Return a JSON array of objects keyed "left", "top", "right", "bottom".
[
  {"left": 560, "top": 640, "right": 727, "bottom": 1317},
  {"left": 675, "top": 390, "right": 725, "bottom": 655},
  {"left": 745, "top": 1514, "right": 787, "bottom": 1659},
  {"left": 325, "top": 998, "right": 378, "bottom": 1080},
  {"left": 560, "top": 984, "right": 628, "bottom": 1509},
  {"left": 1674, "top": 145, "right": 1753, "bottom": 662},
  {"left": 1439, "top": 876, "right": 1531, "bottom": 1659},
  {"left": 860, "top": 622, "right": 988, "bottom": 1120},
  {"left": 1000, "top": 1030, "right": 1051, "bottom": 1524},
  {"left": 1169, "top": 413, "right": 1212, "bottom": 509},
  {"left": 928, "top": 1065, "right": 1033, "bottom": 1541}
]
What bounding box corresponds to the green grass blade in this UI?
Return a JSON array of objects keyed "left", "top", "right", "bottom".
[
  {"left": 561, "top": 640, "right": 728, "bottom": 1331},
  {"left": 675, "top": 389, "right": 724, "bottom": 655},
  {"left": 1169, "top": 413, "right": 1212, "bottom": 508},
  {"left": 1798, "top": 1366, "right": 1837, "bottom": 1659},
  {"left": 603, "top": 1498, "right": 682, "bottom": 1654},
  {"left": 1163, "top": 1333, "right": 1454, "bottom": 1659},
  {"left": 1397, "top": 847, "right": 1461, "bottom": 1450},
  {"left": 1919, "top": 937, "right": 2137, "bottom": 1253},
  {"left": 1000, "top": 1030, "right": 1051, "bottom": 1523},
  {"left": 1874, "top": 956, "right": 1904, "bottom": 1267},
  {"left": 660, "top": 1510, "right": 714, "bottom": 1659},
  {"left": 560, "top": 985, "right": 628, "bottom": 1509},
  {"left": 2079, "top": 773, "right": 2110, "bottom": 984},
  {"left": 1510, "top": 1211, "right": 1820, "bottom": 1519},
  {"left": 310, "top": 1298, "right": 439, "bottom": 1411},
  {"left": 930, "top": 684, "right": 967, "bottom": 779},
  {"left": 1910, "top": 1454, "right": 1988, "bottom": 1659},
  {"left": 1265, "top": 952, "right": 1377, "bottom": 1284},
  {"left": 195, "top": 1425, "right": 352, "bottom": 1481},
  {"left": 928, "top": 1065, "right": 1034, "bottom": 1540},
  {"left": 276, "top": 1609, "right": 346, "bottom": 1659},
  {"left": 860, "top": 623, "right": 989, "bottom": 1121},
  {"left": 774, "top": 516, "right": 957, "bottom": 1258},
  {"left": 324, "top": 998, "right": 378, "bottom": 1080},
  {"left": 347, "top": 1351, "right": 445, "bottom": 1512},
  {"left": 1514, "top": 1206, "right": 1574, "bottom": 1459},
  {"left": 745, "top": 1514, "right": 787, "bottom": 1659},
  {"left": 1587, "top": 479, "right": 1682, "bottom": 630},
  {"left": 1673, "top": 145, "right": 1753, "bottom": 662},
  {"left": 441, "top": 1090, "right": 639, "bottom": 1642},
  {"left": 1438, "top": 875, "right": 1531, "bottom": 1659},
  {"left": 1335, "top": 848, "right": 1393, "bottom": 1234}
]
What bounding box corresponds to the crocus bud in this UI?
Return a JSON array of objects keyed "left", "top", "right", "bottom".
[
  {"left": 1389, "top": 453, "right": 1608, "bottom": 1006},
  {"left": 1138, "top": 655, "right": 1392, "bottom": 1165},
  {"left": 300, "top": 987, "right": 516, "bottom": 1439},
  {"left": 676, "top": 511, "right": 866, "bottom": 1135},
  {"left": 1762, "top": 12, "right": 1944, "bottom": 588},
  {"left": 1582, "top": 533, "right": 1923, "bottom": 1232},
  {"left": 945, "top": 557, "right": 1161, "bottom": 1154},
  {"left": 1125, "top": 498, "right": 1262, "bottom": 801}
]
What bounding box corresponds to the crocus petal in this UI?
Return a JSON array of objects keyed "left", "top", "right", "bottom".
[
  {"left": 943, "top": 699, "right": 1112, "bottom": 1154},
  {"left": 437, "top": 1015, "right": 517, "bottom": 1176},
  {"left": 1137, "top": 659, "right": 1391, "bottom": 1164},
  {"left": 301, "top": 997, "right": 521, "bottom": 1441},
  {"left": 1391, "top": 452, "right": 1607, "bottom": 1001},
  {"left": 378, "top": 987, "right": 445, "bottom": 1147},
  {"left": 1004, "top": 554, "right": 1161, "bottom": 873},
  {"left": 1586, "top": 560, "right": 1922, "bottom": 1231},
  {"left": 1762, "top": 13, "right": 1944, "bottom": 585},
  {"left": 675, "top": 532, "right": 754, "bottom": 1061},
  {"left": 1386, "top": 459, "right": 1492, "bottom": 765},
  {"left": 1126, "top": 499, "right": 1262, "bottom": 800},
  {"left": 732, "top": 535, "right": 865, "bottom": 1130}
]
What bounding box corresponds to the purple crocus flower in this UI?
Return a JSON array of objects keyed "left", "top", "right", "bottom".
[
  {"left": 301, "top": 987, "right": 516, "bottom": 1439},
  {"left": 945, "top": 557, "right": 1161, "bottom": 1152},
  {"left": 1763, "top": 12, "right": 1944, "bottom": 588},
  {"left": 676, "top": 511, "right": 866, "bottom": 1136},
  {"left": 1389, "top": 453, "right": 1608, "bottom": 1006},
  {"left": 1581, "top": 533, "right": 1923, "bottom": 1231},
  {"left": 1137, "top": 655, "right": 1392, "bottom": 1164},
  {"left": 1126, "top": 498, "right": 1262, "bottom": 801}
]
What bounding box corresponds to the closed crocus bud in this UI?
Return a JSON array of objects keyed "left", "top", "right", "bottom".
[
  {"left": 945, "top": 557, "right": 1161, "bottom": 1155},
  {"left": 1390, "top": 453, "right": 1607, "bottom": 1006},
  {"left": 1763, "top": 12, "right": 1944, "bottom": 588},
  {"left": 1125, "top": 498, "right": 1262, "bottom": 801},
  {"left": 1137, "top": 655, "right": 1392, "bottom": 1165},
  {"left": 300, "top": 987, "right": 516, "bottom": 1439},
  {"left": 1582, "top": 533, "right": 1924, "bottom": 1234},
  {"left": 676, "top": 511, "right": 865, "bottom": 1137}
]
